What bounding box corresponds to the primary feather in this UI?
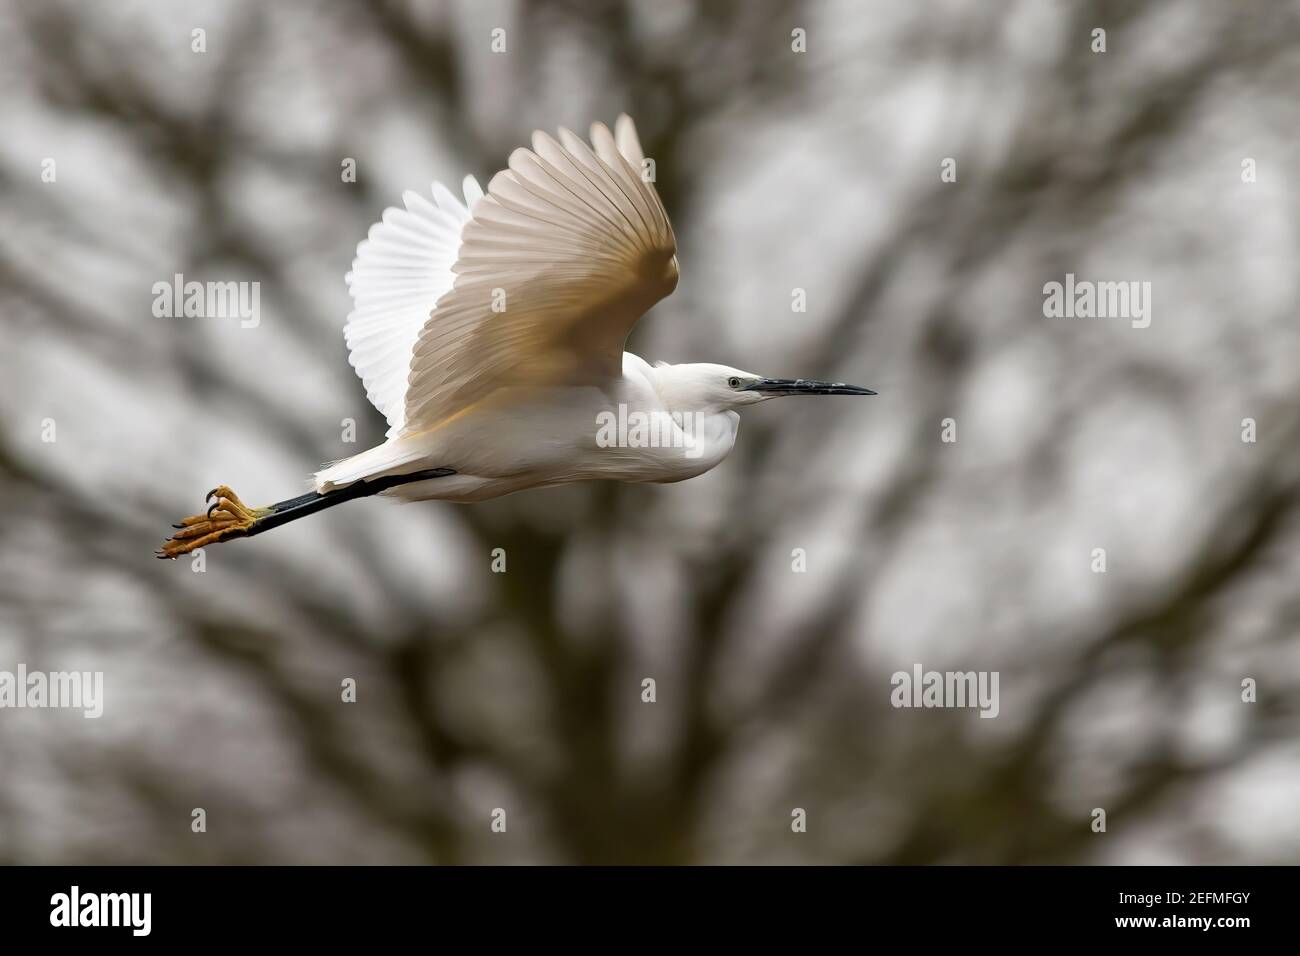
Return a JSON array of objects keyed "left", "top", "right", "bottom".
[
  {"left": 343, "top": 175, "right": 482, "bottom": 437},
  {"left": 402, "top": 116, "right": 677, "bottom": 435}
]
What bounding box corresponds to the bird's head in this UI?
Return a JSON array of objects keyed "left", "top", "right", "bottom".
[{"left": 655, "top": 362, "right": 876, "bottom": 413}]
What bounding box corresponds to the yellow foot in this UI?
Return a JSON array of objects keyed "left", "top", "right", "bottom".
[{"left": 157, "top": 485, "right": 266, "bottom": 559}]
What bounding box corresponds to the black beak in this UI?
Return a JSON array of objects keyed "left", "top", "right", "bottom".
[{"left": 744, "top": 378, "right": 877, "bottom": 396}]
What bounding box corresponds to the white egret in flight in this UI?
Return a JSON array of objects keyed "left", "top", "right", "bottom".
[{"left": 160, "top": 115, "right": 874, "bottom": 558}]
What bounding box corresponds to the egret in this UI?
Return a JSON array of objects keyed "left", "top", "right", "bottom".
[{"left": 160, "top": 115, "right": 875, "bottom": 558}]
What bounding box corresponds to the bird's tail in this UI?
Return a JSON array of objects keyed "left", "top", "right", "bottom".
[{"left": 313, "top": 441, "right": 429, "bottom": 493}]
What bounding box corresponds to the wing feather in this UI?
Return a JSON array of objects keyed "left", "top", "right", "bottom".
[
  {"left": 343, "top": 177, "right": 480, "bottom": 436},
  {"left": 398, "top": 114, "right": 677, "bottom": 435}
]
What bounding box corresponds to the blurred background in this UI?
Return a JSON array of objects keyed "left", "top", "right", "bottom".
[{"left": 1, "top": 0, "right": 1298, "bottom": 864}]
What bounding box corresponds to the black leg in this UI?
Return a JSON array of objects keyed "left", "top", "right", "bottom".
[{"left": 246, "top": 467, "right": 456, "bottom": 538}]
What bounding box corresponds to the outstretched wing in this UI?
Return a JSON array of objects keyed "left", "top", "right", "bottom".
[
  {"left": 343, "top": 175, "right": 484, "bottom": 437},
  {"left": 399, "top": 114, "right": 677, "bottom": 436}
]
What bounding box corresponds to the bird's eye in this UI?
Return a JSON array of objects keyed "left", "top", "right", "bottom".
[{"left": 728, "top": 376, "right": 742, "bottom": 389}]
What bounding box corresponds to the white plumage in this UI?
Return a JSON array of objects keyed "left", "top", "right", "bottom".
[
  {"left": 320, "top": 114, "right": 690, "bottom": 499},
  {"left": 161, "top": 115, "right": 873, "bottom": 557},
  {"left": 313, "top": 114, "right": 875, "bottom": 504},
  {"left": 343, "top": 176, "right": 481, "bottom": 436}
]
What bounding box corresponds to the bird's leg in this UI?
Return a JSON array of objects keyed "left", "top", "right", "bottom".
[{"left": 157, "top": 468, "right": 456, "bottom": 559}]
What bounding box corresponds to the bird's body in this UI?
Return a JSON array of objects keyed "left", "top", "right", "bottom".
[
  {"left": 160, "top": 115, "right": 872, "bottom": 557},
  {"left": 323, "top": 352, "right": 741, "bottom": 503}
]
